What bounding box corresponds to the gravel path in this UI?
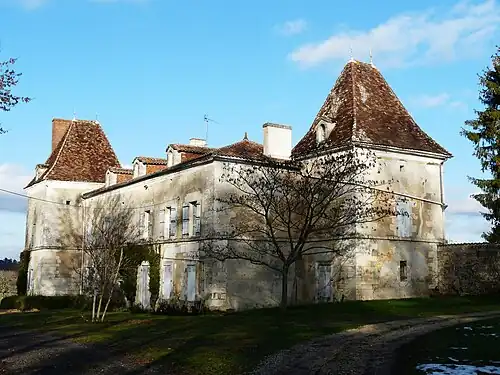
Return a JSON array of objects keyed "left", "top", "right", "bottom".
[
  {"left": 0, "top": 328, "right": 160, "bottom": 375},
  {"left": 248, "top": 310, "right": 500, "bottom": 375},
  {"left": 1, "top": 311, "right": 500, "bottom": 374}
]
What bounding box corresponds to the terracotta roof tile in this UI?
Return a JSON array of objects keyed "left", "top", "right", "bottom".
[
  {"left": 171, "top": 144, "right": 212, "bottom": 154},
  {"left": 292, "top": 60, "right": 451, "bottom": 157},
  {"left": 26, "top": 120, "right": 121, "bottom": 188},
  {"left": 109, "top": 167, "right": 133, "bottom": 175},
  {"left": 136, "top": 156, "right": 169, "bottom": 165},
  {"left": 214, "top": 138, "right": 264, "bottom": 159}
]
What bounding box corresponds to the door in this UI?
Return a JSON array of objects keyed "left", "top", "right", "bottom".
[
  {"left": 317, "top": 264, "right": 332, "bottom": 302},
  {"left": 27, "top": 269, "right": 34, "bottom": 295},
  {"left": 163, "top": 263, "right": 173, "bottom": 299},
  {"left": 186, "top": 264, "right": 196, "bottom": 302}
]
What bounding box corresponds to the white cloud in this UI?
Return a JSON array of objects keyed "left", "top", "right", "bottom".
[
  {"left": 289, "top": 0, "right": 500, "bottom": 68},
  {"left": 0, "top": 211, "right": 26, "bottom": 259},
  {"left": 411, "top": 93, "right": 450, "bottom": 108},
  {"left": 409, "top": 93, "right": 468, "bottom": 109},
  {"left": 445, "top": 193, "right": 489, "bottom": 243},
  {"left": 276, "top": 19, "right": 308, "bottom": 36},
  {"left": 0, "top": 164, "right": 31, "bottom": 259},
  {"left": 1, "top": 0, "right": 148, "bottom": 10},
  {"left": 0, "top": 163, "right": 32, "bottom": 213}
]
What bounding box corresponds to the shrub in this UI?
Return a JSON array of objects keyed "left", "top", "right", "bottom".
[
  {"left": 153, "top": 296, "right": 207, "bottom": 316},
  {"left": 0, "top": 295, "right": 91, "bottom": 311},
  {"left": 16, "top": 251, "right": 30, "bottom": 296}
]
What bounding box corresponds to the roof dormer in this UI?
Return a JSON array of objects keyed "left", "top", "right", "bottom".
[
  {"left": 133, "top": 159, "right": 146, "bottom": 178},
  {"left": 316, "top": 119, "right": 335, "bottom": 145}
]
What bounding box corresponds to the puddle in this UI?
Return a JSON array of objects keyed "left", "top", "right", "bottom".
[{"left": 417, "top": 363, "right": 500, "bottom": 374}]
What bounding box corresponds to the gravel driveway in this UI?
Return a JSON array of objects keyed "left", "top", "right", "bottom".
[{"left": 1, "top": 311, "right": 500, "bottom": 374}]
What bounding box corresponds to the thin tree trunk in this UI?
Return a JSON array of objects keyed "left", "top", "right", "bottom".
[
  {"left": 101, "top": 248, "right": 124, "bottom": 322},
  {"left": 280, "top": 266, "right": 289, "bottom": 310},
  {"left": 96, "top": 293, "right": 104, "bottom": 321},
  {"left": 92, "top": 292, "right": 97, "bottom": 322}
]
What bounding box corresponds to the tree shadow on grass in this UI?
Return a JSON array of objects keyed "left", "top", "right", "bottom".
[{"left": 0, "top": 296, "right": 498, "bottom": 375}]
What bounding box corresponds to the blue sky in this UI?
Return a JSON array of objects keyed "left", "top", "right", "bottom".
[{"left": 0, "top": 0, "right": 498, "bottom": 259}]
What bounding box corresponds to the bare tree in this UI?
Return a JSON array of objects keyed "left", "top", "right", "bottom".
[
  {"left": 1, "top": 57, "right": 31, "bottom": 134},
  {"left": 201, "top": 146, "right": 395, "bottom": 309},
  {"left": 83, "top": 196, "right": 143, "bottom": 322},
  {"left": 58, "top": 195, "right": 141, "bottom": 322}
]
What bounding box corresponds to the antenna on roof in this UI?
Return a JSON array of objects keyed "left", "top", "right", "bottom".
[
  {"left": 95, "top": 112, "right": 99, "bottom": 124},
  {"left": 369, "top": 48, "right": 374, "bottom": 66},
  {"left": 72, "top": 109, "right": 76, "bottom": 121},
  {"left": 349, "top": 45, "right": 354, "bottom": 62},
  {"left": 203, "top": 114, "right": 220, "bottom": 145}
]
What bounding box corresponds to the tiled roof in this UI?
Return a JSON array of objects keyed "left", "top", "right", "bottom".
[
  {"left": 109, "top": 167, "right": 133, "bottom": 175},
  {"left": 135, "top": 156, "right": 169, "bottom": 165},
  {"left": 214, "top": 138, "right": 264, "bottom": 159},
  {"left": 292, "top": 60, "right": 451, "bottom": 157},
  {"left": 171, "top": 144, "right": 212, "bottom": 154},
  {"left": 26, "top": 119, "right": 121, "bottom": 188}
]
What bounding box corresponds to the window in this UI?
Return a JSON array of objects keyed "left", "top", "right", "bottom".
[
  {"left": 168, "top": 207, "right": 177, "bottom": 238},
  {"left": 142, "top": 210, "right": 152, "bottom": 239},
  {"left": 316, "top": 263, "right": 332, "bottom": 302},
  {"left": 317, "top": 124, "right": 326, "bottom": 143},
  {"left": 192, "top": 201, "right": 201, "bottom": 236},
  {"left": 182, "top": 204, "right": 189, "bottom": 237},
  {"left": 400, "top": 261, "right": 408, "bottom": 281},
  {"left": 185, "top": 264, "right": 196, "bottom": 301},
  {"left": 158, "top": 209, "right": 165, "bottom": 238},
  {"left": 65, "top": 200, "right": 71, "bottom": 205},
  {"left": 396, "top": 198, "right": 412, "bottom": 237}
]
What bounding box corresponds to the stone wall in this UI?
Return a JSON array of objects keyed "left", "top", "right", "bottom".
[
  {"left": 0, "top": 270, "right": 17, "bottom": 301},
  {"left": 437, "top": 243, "right": 500, "bottom": 296}
]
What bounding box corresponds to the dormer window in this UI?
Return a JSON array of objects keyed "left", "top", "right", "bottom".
[
  {"left": 133, "top": 161, "right": 146, "bottom": 178},
  {"left": 316, "top": 120, "right": 335, "bottom": 145},
  {"left": 105, "top": 171, "right": 117, "bottom": 186},
  {"left": 167, "top": 150, "right": 174, "bottom": 167},
  {"left": 318, "top": 124, "right": 326, "bottom": 142}
]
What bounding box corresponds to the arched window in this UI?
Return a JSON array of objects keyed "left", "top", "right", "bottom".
[{"left": 318, "top": 124, "right": 327, "bottom": 142}]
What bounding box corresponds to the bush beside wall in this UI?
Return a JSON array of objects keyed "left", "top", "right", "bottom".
[{"left": 437, "top": 243, "right": 500, "bottom": 296}]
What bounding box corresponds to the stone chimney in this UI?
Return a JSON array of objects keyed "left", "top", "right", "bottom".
[
  {"left": 189, "top": 138, "right": 207, "bottom": 147},
  {"left": 52, "top": 119, "right": 72, "bottom": 152},
  {"left": 263, "top": 123, "right": 292, "bottom": 160}
]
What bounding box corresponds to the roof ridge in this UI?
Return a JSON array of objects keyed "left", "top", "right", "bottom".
[
  {"left": 42, "top": 121, "right": 74, "bottom": 181},
  {"left": 374, "top": 68, "right": 449, "bottom": 155},
  {"left": 350, "top": 61, "right": 357, "bottom": 139}
]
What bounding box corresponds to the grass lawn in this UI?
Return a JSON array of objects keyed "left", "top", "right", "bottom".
[
  {"left": 391, "top": 316, "right": 500, "bottom": 374},
  {"left": 1, "top": 295, "right": 499, "bottom": 375}
]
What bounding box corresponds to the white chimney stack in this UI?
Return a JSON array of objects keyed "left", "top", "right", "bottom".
[
  {"left": 262, "top": 123, "right": 292, "bottom": 160},
  {"left": 189, "top": 138, "right": 207, "bottom": 147}
]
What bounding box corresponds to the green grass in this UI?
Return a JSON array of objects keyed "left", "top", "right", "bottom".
[
  {"left": 392, "top": 316, "right": 500, "bottom": 374},
  {"left": 1, "top": 295, "right": 500, "bottom": 375}
]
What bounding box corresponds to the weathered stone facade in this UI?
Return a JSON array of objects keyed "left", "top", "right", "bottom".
[
  {"left": 23, "top": 59, "right": 453, "bottom": 310},
  {"left": 437, "top": 243, "right": 500, "bottom": 296}
]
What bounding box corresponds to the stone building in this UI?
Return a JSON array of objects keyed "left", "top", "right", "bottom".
[{"left": 23, "top": 59, "right": 451, "bottom": 310}]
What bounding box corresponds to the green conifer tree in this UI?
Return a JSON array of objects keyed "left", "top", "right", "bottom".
[{"left": 461, "top": 46, "right": 500, "bottom": 242}]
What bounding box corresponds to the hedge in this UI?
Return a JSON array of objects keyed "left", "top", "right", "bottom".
[{"left": 0, "top": 295, "right": 90, "bottom": 311}]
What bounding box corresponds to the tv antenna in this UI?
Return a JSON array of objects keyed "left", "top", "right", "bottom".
[{"left": 203, "top": 114, "right": 220, "bottom": 145}]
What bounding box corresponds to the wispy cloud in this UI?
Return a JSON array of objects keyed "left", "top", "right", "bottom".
[
  {"left": 275, "top": 19, "right": 308, "bottom": 36},
  {"left": 289, "top": 0, "right": 500, "bottom": 68},
  {"left": 0, "top": 163, "right": 32, "bottom": 214},
  {"left": 409, "top": 93, "right": 468, "bottom": 109},
  {"left": 445, "top": 192, "right": 488, "bottom": 243},
  {"left": 1, "top": 0, "right": 148, "bottom": 10}
]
